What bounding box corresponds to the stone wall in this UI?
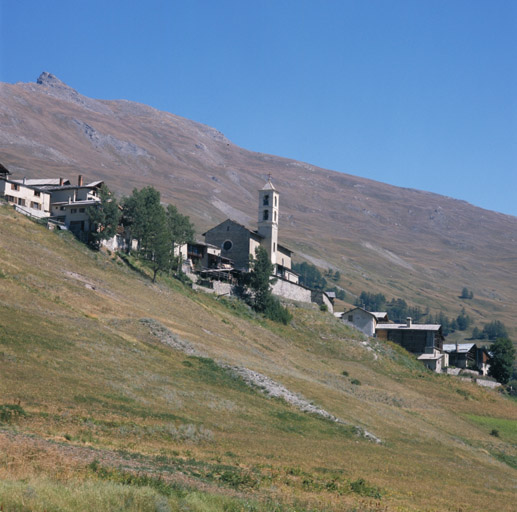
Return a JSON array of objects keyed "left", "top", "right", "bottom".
[
  {"left": 311, "top": 290, "right": 334, "bottom": 314},
  {"left": 271, "top": 277, "right": 312, "bottom": 303},
  {"left": 193, "top": 280, "right": 232, "bottom": 296}
]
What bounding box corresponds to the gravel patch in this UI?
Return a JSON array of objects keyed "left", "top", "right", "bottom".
[{"left": 142, "top": 318, "right": 382, "bottom": 444}]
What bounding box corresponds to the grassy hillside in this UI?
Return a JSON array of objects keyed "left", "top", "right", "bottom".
[
  {"left": 0, "top": 203, "right": 516, "bottom": 512},
  {"left": 2, "top": 75, "right": 517, "bottom": 343}
]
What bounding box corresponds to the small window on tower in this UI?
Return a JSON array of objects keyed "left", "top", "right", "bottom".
[
  {"left": 275, "top": 196, "right": 277, "bottom": 206},
  {"left": 263, "top": 194, "right": 269, "bottom": 206},
  {"left": 274, "top": 211, "right": 277, "bottom": 222},
  {"left": 223, "top": 240, "right": 233, "bottom": 251},
  {"left": 263, "top": 210, "right": 269, "bottom": 220}
]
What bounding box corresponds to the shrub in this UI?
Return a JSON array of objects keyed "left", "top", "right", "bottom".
[
  {"left": 319, "top": 303, "right": 328, "bottom": 312},
  {"left": 349, "top": 478, "right": 382, "bottom": 498},
  {"left": 350, "top": 379, "right": 361, "bottom": 386},
  {"left": 264, "top": 297, "right": 292, "bottom": 325},
  {"left": 0, "top": 403, "right": 27, "bottom": 423}
]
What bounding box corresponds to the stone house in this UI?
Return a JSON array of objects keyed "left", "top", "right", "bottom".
[
  {"left": 376, "top": 317, "right": 447, "bottom": 372},
  {"left": 443, "top": 343, "right": 491, "bottom": 375},
  {"left": 338, "top": 307, "right": 389, "bottom": 337}
]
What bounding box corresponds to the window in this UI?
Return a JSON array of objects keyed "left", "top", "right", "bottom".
[
  {"left": 60, "top": 206, "right": 65, "bottom": 211},
  {"left": 10, "top": 183, "right": 19, "bottom": 191},
  {"left": 274, "top": 211, "right": 277, "bottom": 222},
  {"left": 34, "top": 190, "right": 40, "bottom": 197},
  {"left": 274, "top": 195, "right": 277, "bottom": 207},
  {"left": 263, "top": 209, "right": 269, "bottom": 220},
  {"left": 71, "top": 208, "right": 77, "bottom": 214},
  {"left": 227, "top": 225, "right": 230, "bottom": 231},
  {"left": 30, "top": 201, "right": 41, "bottom": 210},
  {"left": 79, "top": 208, "right": 85, "bottom": 213},
  {"left": 348, "top": 315, "right": 353, "bottom": 322},
  {"left": 263, "top": 194, "right": 269, "bottom": 206},
  {"left": 17, "top": 198, "right": 25, "bottom": 206},
  {"left": 273, "top": 243, "right": 276, "bottom": 252},
  {"left": 222, "top": 240, "right": 233, "bottom": 251}
]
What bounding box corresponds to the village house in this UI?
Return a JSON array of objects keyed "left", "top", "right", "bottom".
[
  {"left": 336, "top": 307, "right": 389, "bottom": 337},
  {"left": 443, "top": 343, "right": 491, "bottom": 376},
  {"left": 376, "top": 317, "right": 447, "bottom": 372},
  {"left": 0, "top": 169, "right": 102, "bottom": 236}
]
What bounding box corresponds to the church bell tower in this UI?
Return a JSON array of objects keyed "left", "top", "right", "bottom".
[{"left": 257, "top": 176, "right": 279, "bottom": 265}]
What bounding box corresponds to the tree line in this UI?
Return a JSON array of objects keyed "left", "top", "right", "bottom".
[{"left": 291, "top": 262, "right": 346, "bottom": 300}]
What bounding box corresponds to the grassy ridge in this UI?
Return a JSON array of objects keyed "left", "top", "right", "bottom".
[{"left": 1, "top": 204, "right": 516, "bottom": 511}]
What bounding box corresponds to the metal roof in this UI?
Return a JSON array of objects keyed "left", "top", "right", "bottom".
[
  {"left": 12, "top": 178, "right": 71, "bottom": 187},
  {"left": 443, "top": 343, "right": 476, "bottom": 354},
  {"left": 376, "top": 323, "right": 442, "bottom": 331},
  {"left": 417, "top": 353, "right": 444, "bottom": 360},
  {"left": 51, "top": 199, "right": 100, "bottom": 206},
  {"left": 371, "top": 312, "right": 389, "bottom": 320}
]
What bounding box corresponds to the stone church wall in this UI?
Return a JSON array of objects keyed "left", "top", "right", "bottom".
[{"left": 204, "top": 220, "right": 252, "bottom": 271}]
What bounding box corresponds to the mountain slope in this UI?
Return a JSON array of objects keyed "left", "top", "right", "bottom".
[
  {"left": 0, "top": 204, "right": 516, "bottom": 511},
  {"left": 0, "top": 73, "right": 516, "bottom": 336}
]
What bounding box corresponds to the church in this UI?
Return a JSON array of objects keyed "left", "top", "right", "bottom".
[{"left": 204, "top": 178, "right": 299, "bottom": 284}]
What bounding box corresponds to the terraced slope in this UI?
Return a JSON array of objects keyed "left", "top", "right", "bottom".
[{"left": 0, "top": 204, "right": 516, "bottom": 511}]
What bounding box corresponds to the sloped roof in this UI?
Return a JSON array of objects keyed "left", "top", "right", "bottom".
[
  {"left": 371, "top": 312, "right": 389, "bottom": 320},
  {"left": 418, "top": 353, "right": 444, "bottom": 361},
  {"left": 51, "top": 199, "right": 100, "bottom": 206},
  {"left": 376, "top": 323, "right": 442, "bottom": 331},
  {"left": 203, "top": 219, "right": 265, "bottom": 239},
  {"left": 443, "top": 343, "right": 476, "bottom": 354},
  {"left": 12, "top": 178, "right": 71, "bottom": 186},
  {"left": 261, "top": 179, "right": 276, "bottom": 191},
  {"left": 277, "top": 243, "right": 294, "bottom": 255},
  {"left": 343, "top": 306, "right": 377, "bottom": 318},
  {"left": 0, "top": 163, "right": 11, "bottom": 175}
]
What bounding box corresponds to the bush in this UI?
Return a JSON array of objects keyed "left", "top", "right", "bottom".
[
  {"left": 349, "top": 478, "right": 382, "bottom": 498},
  {"left": 319, "top": 303, "right": 328, "bottom": 312},
  {"left": 264, "top": 297, "right": 292, "bottom": 325},
  {"left": 350, "top": 379, "right": 361, "bottom": 386},
  {"left": 0, "top": 403, "right": 27, "bottom": 423}
]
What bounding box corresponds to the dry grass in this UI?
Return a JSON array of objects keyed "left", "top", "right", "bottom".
[{"left": 1, "top": 205, "right": 516, "bottom": 511}]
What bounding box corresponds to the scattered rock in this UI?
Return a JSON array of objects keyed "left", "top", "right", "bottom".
[{"left": 142, "top": 318, "right": 382, "bottom": 444}]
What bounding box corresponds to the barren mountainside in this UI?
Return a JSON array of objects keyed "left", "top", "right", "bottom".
[{"left": 1, "top": 72, "right": 516, "bottom": 332}]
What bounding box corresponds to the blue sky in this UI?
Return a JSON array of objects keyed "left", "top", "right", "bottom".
[{"left": 1, "top": 0, "right": 516, "bottom": 216}]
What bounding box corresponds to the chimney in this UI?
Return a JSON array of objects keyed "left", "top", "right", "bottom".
[
  {"left": 406, "top": 317, "right": 412, "bottom": 328},
  {"left": 78, "top": 175, "right": 83, "bottom": 187},
  {"left": 59, "top": 177, "right": 64, "bottom": 186},
  {"left": 23, "top": 177, "right": 26, "bottom": 185}
]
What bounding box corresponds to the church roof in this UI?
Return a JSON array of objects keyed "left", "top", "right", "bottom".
[
  {"left": 202, "top": 219, "right": 265, "bottom": 239},
  {"left": 261, "top": 179, "right": 276, "bottom": 191}
]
